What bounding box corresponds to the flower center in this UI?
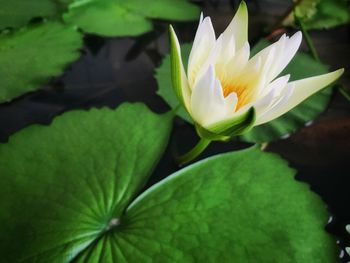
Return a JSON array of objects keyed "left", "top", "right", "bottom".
[{"left": 222, "top": 81, "right": 252, "bottom": 111}]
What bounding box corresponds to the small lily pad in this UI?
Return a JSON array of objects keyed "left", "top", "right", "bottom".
[
  {"left": 63, "top": 0, "right": 200, "bottom": 37},
  {"left": 0, "top": 21, "right": 82, "bottom": 103}
]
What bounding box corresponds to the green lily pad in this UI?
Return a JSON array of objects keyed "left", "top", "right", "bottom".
[
  {"left": 0, "top": 103, "right": 337, "bottom": 261},
  {"left": 0, "top": 0, "right": 63, "bottom": 30},
  {"left": 155, "top": 41, "right": 332, "bottom": 143},
  {"left": 0, "top": 21, "right": 82, "bottom": 103},
  {"left": 110, "top": 148, "right": 337, "bottom": 262},
  {"left": 63, "top": 0, "right": 200, "bottom": 37},
  {"left": 0, "top": 103, "right": 173, "bottom": 262}
]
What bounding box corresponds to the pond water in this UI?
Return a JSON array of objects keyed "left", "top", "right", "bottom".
[{"left": 0, "top": 0, "right": 349, "bottom": 261}]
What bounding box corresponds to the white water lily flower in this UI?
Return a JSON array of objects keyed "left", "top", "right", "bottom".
[{"left": 169, "top": 2, "right": 343, "bottom": 141}]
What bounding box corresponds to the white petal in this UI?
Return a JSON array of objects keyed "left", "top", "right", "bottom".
[
  {"left": 194, "top": 34, "right": 223, "bottom": 81},
  {"left": 187, "top": 16, "right": 216, "bottom": 87},
  {"left": 214, "top": 33, "right": 236, "bottom": 66},
  {"left": 254, "top": 85, "right": 293, "bottom": 125},
  {"left": 259, "top": 74, "right": 290, "bottom": 97},
  {"left": 267, "top": 75, "right": 290, "bottom": 94},
  {"left": 270, "top": 32, "right": 302, "bottom": 80},
  {"left": 190, "top": 66, "right": 215, "bottom": 125},
  {"left": 190, "top": 66, "right": 238, "bottom": 127},
  {"left": 248, "top": 32, "right": 302, "bottom": 82},
  {"left": 196, "top": 33, "right": 236, "bottom": 84},
  {"left": 226, "top": 42, "right": 250, "bottom": 80},
  {"left": 256, "top": 69, "right": 344, "bottom": 125},
  {"left": 169, "top": 25, "right": 191, "bottom": 111},
  {"left": 222, "top": 1, "right": 248, "bottom": 51},
  {"left": 261, "top": 46, "right": 276, "bottom": 76}
]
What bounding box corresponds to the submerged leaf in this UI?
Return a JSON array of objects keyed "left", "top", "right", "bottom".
[{"left": 0, "top": 21, "right": 82, "bottom": 103}]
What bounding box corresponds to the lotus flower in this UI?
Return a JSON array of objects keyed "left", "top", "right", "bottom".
[{"left": 169, "top": 2, "right": 343, "bottom": 141}]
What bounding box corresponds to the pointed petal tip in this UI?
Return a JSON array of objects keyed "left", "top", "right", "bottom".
[
  {"left": 169, "top": 25, "right": 176, "bottom": 40},
  {"left": 202, "top": 16, "right": 213, "bottom": 25},
  {"left": 292, "top": 31, "right": 302, "bottom": 44},
  {"left": 324, "top": 68, "right": 344, "bottom": 84},
  {"left": 236, "top": 1, "right": 248, "bottom": 18},
  {"left": 346, "top": 225, "right": 350, "bottom": 232},
  {"left": 336, "top": 68, "right": 345, "bottom": 76},
  {"left": 239, "top": 1, "right": 248, "bottom": 10},
  {"left": 199, "top": 12, "right": 204, "bottom": 24},
  {"left": 294, "top": 31, "right": 302, "bottom": 39},
  {"left": 169, "top": 25, "right": 181, "bottom": 50}
]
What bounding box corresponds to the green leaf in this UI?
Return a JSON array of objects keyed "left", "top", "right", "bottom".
[
  {"left": 283, "top": 0, "right": 350, "bottom": 30},
  {"left": 124, "top": 0, "right": 200, "bottom": 21},
  {"left": 0, "top": 0, "right": 63, "bottom": 30},
  {"left": 305, "top": 0, "right": 350, "bottom": 29},
  {"left": 0, "top": 103, "right": 173, "bottom": 262},
  {"left": 63, "top": 0, "right": 200, "bottom": 37},
  {"left": 0, "top": 105, "right": 336, "bottom": 261},
  {"left": 76, "top": 148, "right": 337, "bottom": 262},
  {"left": 63, "top": 0, "right": 152, "bottom": 37},
  {"left": 241, "top": 40, "right": 332, "bottom": 143},
  {"left": 283, "top": 0, "right": 320, "bottom": 27},
  {"left": 0, "top": 21, "right": 82, "bottom": 103},
  {"left": 156, "top": 43, "right": 192, "bottom": 122}
]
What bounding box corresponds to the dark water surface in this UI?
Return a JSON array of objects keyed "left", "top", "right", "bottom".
[{"left": 0, "top": 0, "right": 349, "bottom": 261}]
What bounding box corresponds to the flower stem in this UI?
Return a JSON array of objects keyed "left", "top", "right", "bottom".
[
  {"left": 339, "top": 86, "right": 350, "bottom": 103},
  {"left": 176, "top": 138, "right": 211, "bottom": 166},
  {"left": 295, "top": 16, "right": 320, "bottom": 61},
  {"left": 269, "top": 0, "right": 303, "bottom": 32}
]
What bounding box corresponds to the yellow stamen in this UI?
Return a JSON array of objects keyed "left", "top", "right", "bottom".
[{"left": 222, "top": 81, "right": 252, "bottom": 111}]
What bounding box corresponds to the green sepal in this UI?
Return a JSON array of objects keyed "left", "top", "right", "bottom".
[
  {"left": 169, "top": 25, "right": 190, "bottom": 113},
  {"left": 196, "top": 107, "right": 256, "bottom": 141}
]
